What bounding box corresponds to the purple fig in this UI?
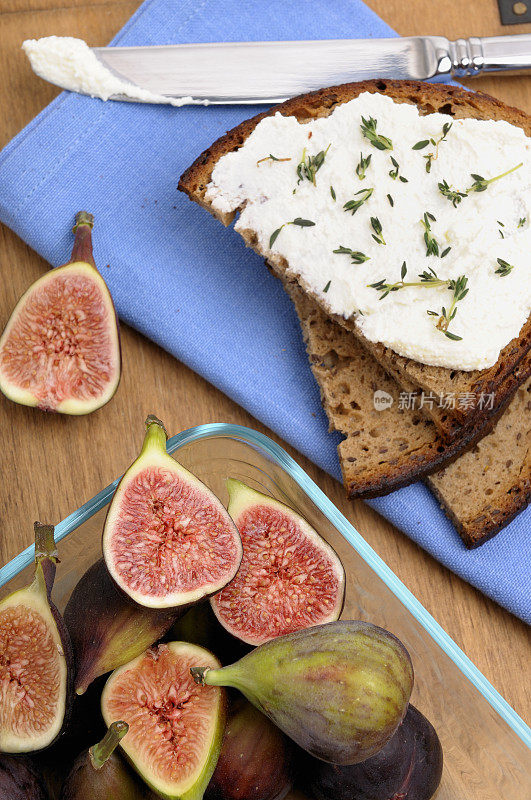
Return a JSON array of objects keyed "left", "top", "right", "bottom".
[
  {"left": 299, "top": 704, "right": 443, "bottom": 800},
  {"left": 0, "top": 212, "right": 121, "bottom": 414},
  {"left": 59, "top": 721, "right": 155, "bottom": 800},
  {"left": 192, "top": 620, "right": 413, "bottom": 765},
  {"left": 0, "top": 523, "right": 73, "bottom": 753},
  {"left": 206, "top": 699, "right": 295, "bottom": 800},
  {"left": 0, "top": 754, "right": 48, "bottom": 799},
  {"left": 64, "top": 559, "right": 181, "bottom": 695}
]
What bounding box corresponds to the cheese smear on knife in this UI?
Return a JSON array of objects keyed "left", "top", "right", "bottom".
[
  {"left": 22, "top": 37, "right": 207, "bottom": 107},
  {"left": 206, "top": 93, "right": 531, "bottom": 371}
]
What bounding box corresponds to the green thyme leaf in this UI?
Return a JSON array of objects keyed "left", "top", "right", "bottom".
[
  {"left": 343, "top": 187, "right": 373, "bottom": 215},
  {"left": 495, "top": 258, "right": 514, "bottom": 277},
  {"left": 387, "top": 194, "right": 394, "bottom": 207},
  {"left": 412, "top": 139, "right": 430, "bottom": 150},
  {"left": 360, "top": 116, "right": 393, "bottom": 151},
  {"left": 269, "top": 226, "right": 284, "bottom": 248},
  {"left": 356, "top": 152, "right": 372, "bottom": 180},
  {"left": 421, "top": 212, "right": 440, "bottom": 257},
  {"left": 438, "top": 179, "right": 468, "bottom": 208},
  {"left": 370, "top": 216, "right": 386, "bottom": 245},
  {"left": 518, "top": 217, "right": 526, "bottom": 228},
  {"left": 333, "top": 246, "right": 370, "bottom": 264},
  {"left": 291, "top": 218, "right": 316, "bottom": 227},
  {"left": 330, "top": 185, "right": 336, "bottom": 201},
  {"left": 468, "top": 162, "right": 522, "bottom": 193},
  {"left": 323, "top": 280, "right": 331, "bottom": 293}
]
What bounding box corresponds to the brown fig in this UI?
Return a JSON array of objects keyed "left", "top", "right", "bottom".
[
  {"left": 64, "top": 559, "right": 182, "bottom": 695},
  {"left": 0, "top": 211, "right": 121, "bottom": 414},
  {"left": 59, "top": 721, "right": 156, "bottom": 800},
  {"left": 0, "top": 523, "right": 73, "bottom": 753},
  {"left": 206, "top": 699, "right": 295, "bottom": 800},
  {"left": 0, "top": 754, "right": 48, "bottom": 800}
]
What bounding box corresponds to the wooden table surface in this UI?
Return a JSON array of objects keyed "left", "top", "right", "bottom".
[{"left": 0, "top": 0, "right": 529, "bottom": 726}]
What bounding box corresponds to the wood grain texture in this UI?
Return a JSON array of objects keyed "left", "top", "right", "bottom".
[{"left": 0, "top": 0, "right": 529, "bottom": 729}]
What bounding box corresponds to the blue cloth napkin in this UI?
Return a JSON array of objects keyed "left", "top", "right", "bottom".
[{"left": 0, "top": 0, "right": 529, "bottom": 623}]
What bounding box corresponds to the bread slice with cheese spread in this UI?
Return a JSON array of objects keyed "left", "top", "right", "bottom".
[{"left": 179, "top": 79, "right": 530, "bottom": 441}]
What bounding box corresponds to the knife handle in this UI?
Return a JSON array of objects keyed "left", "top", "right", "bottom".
[{"left": 440, "top": 34, "right": 531, "bottom": 76}]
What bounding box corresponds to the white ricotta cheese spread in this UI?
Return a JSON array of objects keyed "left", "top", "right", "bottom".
[
  {"left": 22, "top": 37, "right": 207, "bottom": 107},
  {"left": 206, "top": 92, "right": 531, "bottom": 371}
]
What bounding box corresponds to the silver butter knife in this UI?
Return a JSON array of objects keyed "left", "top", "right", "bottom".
[{"left": 91, "top": 35, "right": 531, "bottom": 104}]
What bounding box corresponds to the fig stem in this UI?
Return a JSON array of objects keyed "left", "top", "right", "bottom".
[
  {"left": 34, "top": 522, "right": 58, "bottom": 595},
  {"left": 70, "top": 211, "right": 96, "bottom": 268},
  {"left": 89, "top": 721, "right": 129, "bottom": 770},
  {"left": 142, "top": 414, "right": 168, "bottom": 456}
]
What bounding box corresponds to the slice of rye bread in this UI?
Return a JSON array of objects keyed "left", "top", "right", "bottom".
[
  {"left": 426, "top": 378, "right": 531, "bottom": 547},
  {"left": 285, "top": 279, "right": 531, "bottom": 502},
  {"left": 178, "top": 79, "right": 531, "bottom": 439}
]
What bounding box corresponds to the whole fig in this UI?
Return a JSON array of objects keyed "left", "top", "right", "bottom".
[
  {"left": 192, "top": 620, "right": 413, "bottom": 765},
  {"left": 0, "top": 754, "right": 48, "bottom": 800},
  {"left": 299, "top": 704, "right": 443, "bottom": 800},
  {"left": 206, "top": 699, "right": 295, "bottom": 800}
]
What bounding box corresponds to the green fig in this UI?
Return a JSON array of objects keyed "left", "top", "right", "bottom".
[
  {"left": 192, "top": 620, "right": 413, "bottom": 766},
  {"left": 59, "top": 721, "right": 155, "bottom": 800},
  {"left": 64, "top": 559, "right": 182, "bottom": 694}
]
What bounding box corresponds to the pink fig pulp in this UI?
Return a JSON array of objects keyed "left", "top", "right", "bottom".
[{"left": 0, "top": 211, "right": 121, "bottom": 414}]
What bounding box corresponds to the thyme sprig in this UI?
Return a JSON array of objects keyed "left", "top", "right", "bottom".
[
  {"left": 427, "top": 275, "right": 468, "bottom": 340},
  {"left": 412, "top": 121, "right": 452, "bottom": 172},
  {"left": 438, "top": 179, "right": 467, "bottom": 208},
  {"left": 343, "top": 187, "right": 373, "bottom": 215},
  {"left": 518, "top": 217, "right": 527, "bottom": 228},
  {"left": 296, "top": 144, "right": 331, "bottom": 185},
  {"left": 360, "top": 116, "right": 393, "bottom": 151},
  {"left": 421, "top": 212, "right": 440, "bottom": 257},
  {"left": 356, "top": 152, "right": 372, "bottom": 180},
  {"left": 256, "top": 154, "right": 291, "bottom": 166},
  {"left": 468, "top": 162, "right": 522, "bottom": 193},
  {"left": 389, "top": 157, "right": 408, "bottom": 183},
  {"left": 269, "top": 218, "right": 315, "bottom": 248},
  {"left": 495, "top": 258, "right": 514, "bottom": 277},
  {"left": 370, "top": 217, "right": 386, "bottom": 245},
  {"left": 368, "top": 263, "right": 448, "bottom": 300},
  {"left": 333, "top": 246, "right": 370, "bottom": 264}
]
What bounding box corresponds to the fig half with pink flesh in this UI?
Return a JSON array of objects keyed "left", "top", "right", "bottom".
[
  {"left": 59, "top": 721, "right": 156, "bottom": 800},
  {"left": 103, "top": 415, "right": 243, "bottom": 609},
  {"left": 0, "top": 524, "right": 73, "bottom": 753},
  {"left": 64, "top": 559, "right": 182, "bottom": 695},
  {"left": 210, "top": 480, "right": 345, "bottom": 646},
  {"left": 101, "top": 642, "right": 226, "bottom": 800},
  {"left": 0, "top": 212, "right": 120, "bottom": 414}
]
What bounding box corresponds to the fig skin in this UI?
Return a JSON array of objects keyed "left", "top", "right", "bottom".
[
  {"left": 0, "top": 211, "right": 121, "bottom": 415},
  {"left": 299, "top": 704, "right": 443, "bottom": 800},
  {"left": 103, "top": 415, "right": 243, "bottom": 610},
  {"left": 205, "top": 699, "right": 295, "bottom": 800},
  {"left": 59, "top": 721, "right": 156, "bottom": 800},
  {"left": 211, "top": 480, "right": 346, "bottom": 646},
  {"left": 0, "top": 523, "right": 73, "bottom": 754},
  {"left": 192, "top": 620, "right": 413, "bottom": 766},
  {"left": 0, "top": 754, "right": 48, "bottom": 800},
  {"left": 64, "top": 558, "right": 183, "bottom": 695},
  {"left": 169, "top": 602, "right": 252, "bottom": 666},
  {"left": 101, "top": 642, "right": 227, "bottom": 800}
]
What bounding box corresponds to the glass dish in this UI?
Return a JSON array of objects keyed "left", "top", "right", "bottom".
[{"left": 1, "top": 423, "right": 529, "bottom": 799}]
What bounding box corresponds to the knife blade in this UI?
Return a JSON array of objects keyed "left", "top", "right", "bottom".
[{"left": 90, "top": 35, "right": 531, "bottom": 104}]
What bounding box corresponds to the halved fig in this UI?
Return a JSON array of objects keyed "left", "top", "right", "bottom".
[
  {"left": 101, "top": 642, "right": 226, "bottom": 800},
  {"left": 103, "top": 416, "right": 243, "bottom": 609},
  {"left": 0, "top": 523, "right": 73, "bottom": 753},
  {"left": 211, "top": 480, "right": 345, "bottom": 645},
  {"left": 0, "top": 212, "right": 120, "bottom": 414},
  {"left": 64, "top": 559, "right": 182, "bottom": 695}
]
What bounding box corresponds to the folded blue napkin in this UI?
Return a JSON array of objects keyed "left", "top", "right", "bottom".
[{"left": 0, "top": 0, "right": 529, "bottom": 623}]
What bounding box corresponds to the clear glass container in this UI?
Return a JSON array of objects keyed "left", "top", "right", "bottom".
[{"left": 1, "top": 423, "right": 529, "bottom": 798}]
